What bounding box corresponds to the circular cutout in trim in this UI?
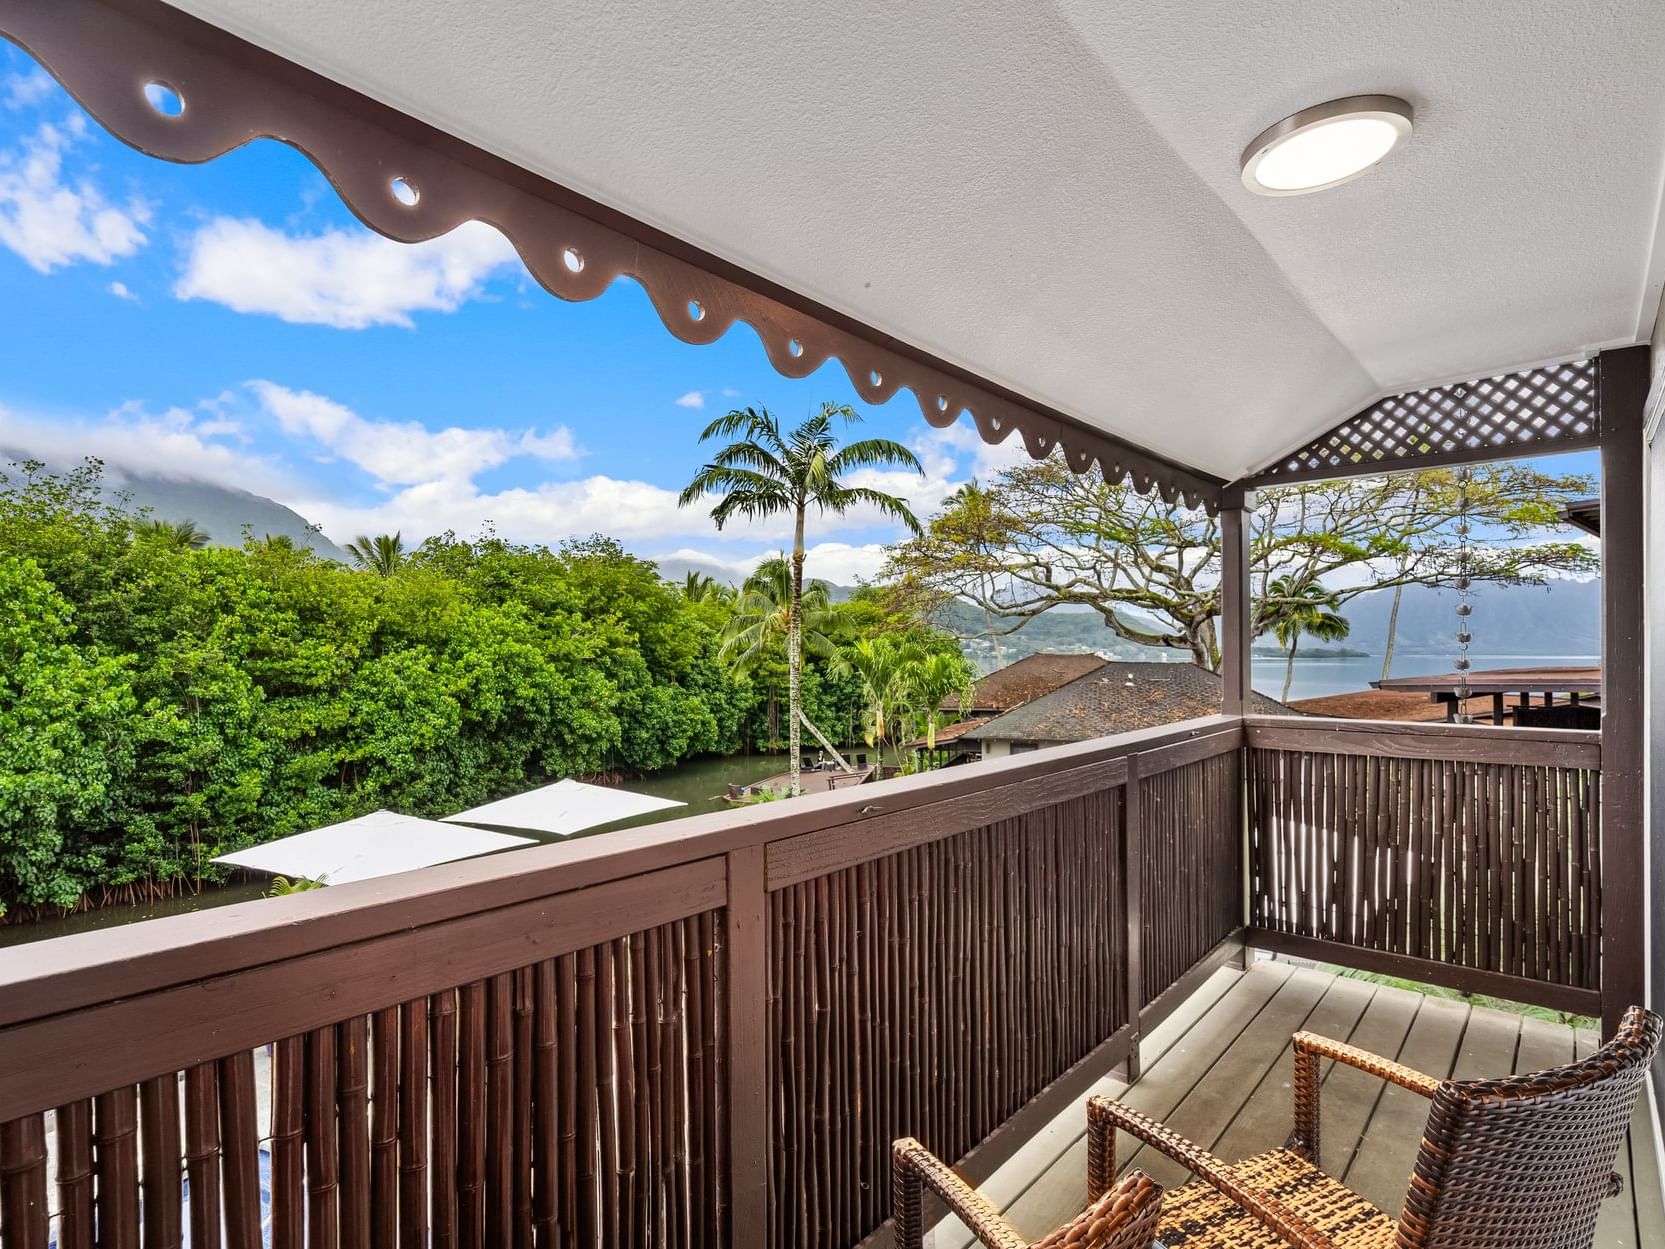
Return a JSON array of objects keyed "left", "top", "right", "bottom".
[
  {"left": 143, "top": 80, "right": 184, "bottom": 118},
  {"left": 389, "top": 177, "right": 419, "bottom": 207},
  {"left": 687, "top": 299, "right": 705, "bottom": 321},
  {"left": 561, "top": 247, "right": 584, "bottom": 273},
  {"left": 788, "top": 339, "right": 803, "bottom": 358}
]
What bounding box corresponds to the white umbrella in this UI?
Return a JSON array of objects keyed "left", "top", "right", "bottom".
[
  {"left": 213, "top": 809, "right": 533, "bottom": 885},
  {"left": 443, "top": 778, "right": 685, "bottom": 837}
]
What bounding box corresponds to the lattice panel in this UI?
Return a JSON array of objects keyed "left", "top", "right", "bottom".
[{"left": 1255, "top": 358, "right": 1598, "bottom": 483}]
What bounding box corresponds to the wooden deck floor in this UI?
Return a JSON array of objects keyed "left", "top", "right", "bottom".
[{"left": 937, "top": 959, "right": 1664, "bottom": 1248}]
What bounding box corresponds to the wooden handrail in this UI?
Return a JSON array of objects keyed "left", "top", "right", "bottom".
[
  {"left": 1244, "top": 714, "right": 1600, "bottom": 768},
  {"left": 0, "top": 716, "right": 1239, "bottom": 1031}
]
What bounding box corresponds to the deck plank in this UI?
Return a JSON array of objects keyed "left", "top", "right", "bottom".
[
  {"left": 1625, "top": 1098, "right": 1665, "bottom": 1249},
  {"left": 1125, "top": 966, "right": 1335, "bottom": 1189},
  {"left": 999, "top": 960, "right": 1293, "bottom": 1237},
  {"left": 920, "top": 968, "right": 1657, "bottom": 1249},
  {"left": 931, "top": 965, "right": 1243, "bottom": 1249},
  {"left": 1304, "top": 982, "right": 1422, "bottom": 1179},
  {"left": 1206, "top": 971, "right": 1375, "bottom": 1166},
  {"left": 1579, "top": 1028, "right": 1640, "bottom": 1249},
  {"left": 1339, "top": 993, "right": 1468, "bottom": 1212}
]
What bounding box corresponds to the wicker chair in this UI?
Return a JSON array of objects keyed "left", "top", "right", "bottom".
[
  {"left": 894, "top": 1005, "right": 1661, "bottom": 1249},
  {"left": 891, "top": 1139, "right": 1162, "bottom": 1249}
]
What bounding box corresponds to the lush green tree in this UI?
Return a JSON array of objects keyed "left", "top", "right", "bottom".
[
  {"left": 0, "top": 461, "right": 966, "bottom": 913},
  {"left": 1264, "top": 576, "right": 1351, "bottom": 702},
  {"left": 0, "top": 556, "right": 135, "bottom": 910},
  {"left": 680, "top": 404, "right": 923, "bottom": 794}
]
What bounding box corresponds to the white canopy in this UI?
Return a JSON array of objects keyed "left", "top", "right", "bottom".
[
  {"left": 444, "top": 779, "right": 685, "bottom": 837},
  {"left": 213, "top": 809, "right": 533, "bottom": 885}
]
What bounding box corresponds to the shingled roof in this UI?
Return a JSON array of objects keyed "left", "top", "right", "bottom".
[
  {"left": 948, "top": 652, "right": 1111, "bottom": 714},
  {"left": 962, "top": 662, "right": 1287, "bottom": 742}
]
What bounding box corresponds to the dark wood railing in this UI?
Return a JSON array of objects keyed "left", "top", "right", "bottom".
[
  {"left": 0, "top": 717, "right": 1246, "bottom": 1249},
  {"left": 1244, "top": 717, "right": 1604, "bottom": 1017},
  {"left": 0, "top": 712, "right": 1623, "bottom": 1248}
]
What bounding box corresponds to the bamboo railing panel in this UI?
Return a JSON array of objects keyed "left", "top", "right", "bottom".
[
  {"left": 1141, "top": 750, "right": 1243, "bottom": 1005},
  {"left": 764, "top": 789, "right": 1127, "bottom": 1249},
  {"left": 0, "top": 913, "right": 725, "bottom": 1249},
  {"left": 0, "top": 719, "right": 1258, "bottom": 1249},
  {"left": 1247, "top": 745, "right": 1602, "bottom": 1001}
]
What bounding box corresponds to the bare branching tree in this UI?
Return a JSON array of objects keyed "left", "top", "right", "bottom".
[{"left": 883, "top": 456, "right": 1597, "bottom": 670}]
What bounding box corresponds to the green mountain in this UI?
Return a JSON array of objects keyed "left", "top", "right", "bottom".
[{"left": 2, "top": 453, "right": 347, "bottom": 560}]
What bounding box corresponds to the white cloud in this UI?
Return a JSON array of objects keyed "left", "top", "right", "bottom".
[
  {"left": 108, "top": 280, "right": 137, "bottom": 301},
  {"left": 175, "top": 217, "right": 518, "bottom": 329},
  {"left": 721, "top": 387, "right": 742, "bottom": 398},
  {"left": 248, "top": 381, "right": 579, "bottom": 486},
  {"left": 675, "top": 390, "right": 705, "bottom": 409},
  {"left": 915, "top": 416, "right": 1032, "bottom": 481},
  {"left": 297, "top": 473, "right": 758, "bottom": 550},
  {"left": 3, "top": 70, "right": 55, "bottom": 111},
  {"left": 0, "top": 398, "right": 290, "bottom": 495},
  {"left": 0, "top": 115, "right": 150, "bottom": 272}
]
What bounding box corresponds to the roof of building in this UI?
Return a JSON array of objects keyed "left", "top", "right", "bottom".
[
  {"left": 1559, "top": 497, "right": 1601, "bottom": 537},
  {"left": 1287, "top": 689, "right": 1501, "bottom": 723},
  {"left": 948, "top": 653, "right": 1111, "bottom": 714},
  {"left": 962, "top": 662, "right": 1287, "bottom": 743},
  {"left": 1372, "top": 666, "right": 1599, "bottom": 695}
]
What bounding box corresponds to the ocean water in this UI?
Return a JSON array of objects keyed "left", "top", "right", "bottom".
[{"left": 1253, "top": 653, "right": 1600, "bottom": 703}]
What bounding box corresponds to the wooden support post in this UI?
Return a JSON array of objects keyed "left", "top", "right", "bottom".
[
  {"left": 1598, "top": 345, "right": 1648, "bottom": 1039},
  {"left": 1492, "top": 692, "right": 1505, "bottom": 724},
  {"left": 724, "top": 845, "right": 770, "bottom": 1243},
  {"left": 1219, "top": 486, "right": 1253, "bottom": 716},
  {"left": 1120, "top": 766, "right": 1144, "bottom": 1083}
]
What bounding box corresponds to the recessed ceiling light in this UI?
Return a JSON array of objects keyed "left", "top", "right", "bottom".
[{"left": 1240, "top": 95, "right": 1413, "bottom": 196}]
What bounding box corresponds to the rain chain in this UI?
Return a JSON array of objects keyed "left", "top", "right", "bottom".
[{"left": 1452, "top": 467, "right": 1474, "bottom": 724}]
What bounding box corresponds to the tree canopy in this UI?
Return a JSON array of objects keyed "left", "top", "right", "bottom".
[
  {"left": 884, "top": 456, "right": 1597, "bottom": 668},
  {"left": 0, "top": 459, "right": 958, "bottom": 916}
]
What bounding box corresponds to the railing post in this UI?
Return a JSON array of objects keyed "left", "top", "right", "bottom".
[
  {"left": 1122, "top": 762, "right": 1144, "bottom": 1083},
  {"left": 724, "top": 845, "right": 771, "bottom": 1243},
  {"left": 1219, "top": 485, "right": 1254, "bottom": 716},
  {"left": 1598, "top": 345, "right": 1649, "bottom": 1039}
]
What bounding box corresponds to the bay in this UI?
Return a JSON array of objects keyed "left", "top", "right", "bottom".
[{"left": 1252, "top": 652, "right": 1600, "bottom": 703}]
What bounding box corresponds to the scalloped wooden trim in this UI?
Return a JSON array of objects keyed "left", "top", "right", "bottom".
[{"left": 0, "top": 0, "right": 1221, "bottom": 513}]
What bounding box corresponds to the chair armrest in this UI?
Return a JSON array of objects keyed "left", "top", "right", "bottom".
[
  {"left": 892, "top": 1137, "right": 1028, "bottom": 1249},
  {"left": 1088, "top": 1097, "right": 1341, "bottom": 1249},
  {"left": 893, "top": 1137, "right": 1162, "bottom": 1249},
  {"left": 1288, "top": 1032, "right": 1440, "bottom": 1161}
]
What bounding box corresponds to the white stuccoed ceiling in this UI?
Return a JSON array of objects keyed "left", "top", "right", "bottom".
[{"left": 163, "top": 0, "right": 1665, "bottom": 481}]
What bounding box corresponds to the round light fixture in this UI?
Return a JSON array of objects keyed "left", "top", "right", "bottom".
[{"left": 1240, "top": 95, "right": 1413, "bottom": 196}]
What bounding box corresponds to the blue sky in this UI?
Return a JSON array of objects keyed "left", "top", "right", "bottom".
[
  {"left": 0, "top": 47, "right": 1017, "bottom": 584},
  {"left": 0, "top": 46, "right": 1598, "bottom": 587}
]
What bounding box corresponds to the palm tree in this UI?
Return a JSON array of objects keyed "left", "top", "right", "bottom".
[
  {"left": 899, "top": 649, "right": 976, "bottom": 756},
  {"left": 719, "top": 557, "right": 838, "bottom": 748},
  {"left": 839, "top": 636, "right": 910, "bottom": 768},
  {"left": 680, "top": 404, "right": 923, "bottom": 794},
  {"left": 133, "top": 517, "right": 210, "bottom": 549},
  {"left": 680, "top": 569, "right": 727, "bottom": 602},
  {"left": 1266, "top": 575, "right": 1351, "bottom": 703},
  {"left": 720, "top": 557, "right": 838, "bottom": 671},
  {"left": 344, "top": 532, "right": 405, "bottom": 577}
]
